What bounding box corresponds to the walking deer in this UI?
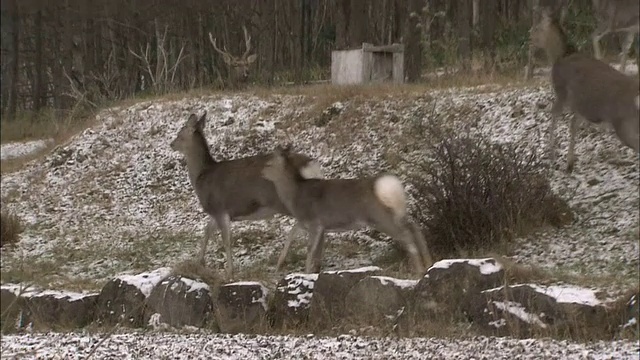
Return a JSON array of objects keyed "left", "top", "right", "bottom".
[
  {"left": 591, "top": 0, "right": 639, "bottom": 74},
  {"left": 262, "top": 145, "right": 433, "bottom": 276},
  {"left": 170, "top": 113, "right": 323, "bottom": 279},
  {"left": 209, "top": 25, "right": 257, "bottom": 87},
  {"left": 530, "top": 10, "right": 640, "bottom": 173}
]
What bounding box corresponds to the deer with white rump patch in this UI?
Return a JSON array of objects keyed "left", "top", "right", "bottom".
[
  {"left": 262, "top": 145, "right": 433, "bottom": 276},
  {"left": 170, "top": 113, "right": 323, "bottom": 279},
  {"left": 530, "top": 10, "right": 640, "bottom": 173},
  {"left": 209, "top": 25, "right": 257, "bottom": 87}
]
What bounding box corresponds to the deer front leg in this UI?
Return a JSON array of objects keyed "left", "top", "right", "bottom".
[
  {"left": 524, "top": 40, "right": 536, "bottom": 80},
  {"left": 216, "top": 214, "right": 233, "bottom": 279},
  {"left": 566, "top": 114, "right": 579, "bottom": 173},
  {"left": 306, "top": 225, "right": 326, "bottom": 273},
  {"left": 276, "top": 222, "right": 305, "bottom": 271},
  {"left": 407, "top": 220, "right": 434, "bottom": 271},
  {"left": 200, "top": 217, "right": 218, "bottom": 265},
  {"left": 618, "top": 32, "right": 636, "bottom": 74}
]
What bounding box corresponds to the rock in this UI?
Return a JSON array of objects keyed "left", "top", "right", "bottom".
[
  {"left": 315, "top": 102, "right": 344, "bottom": 127},
  {"left": 308, "top": 266, "right": 382, "bottom": 329},
  {"left": 0, "top": 285, "right": 27, "bottom": 331},
  {"left": 471, "top": 283, "right": 614, "bottom": 339},
  {"left": 146, "top": 275, "right": 214, "bottom": 329},
  {"left": 1, "top": 284, "right": 97, "bottom": 331},
  {"left": 215, "top": 281, "right": 269, "bottom": 334},
  {"left": 345, "top": 276, "right": 418, "bottom": 328},
  {"left": 413, "top": 258, "right": 504, "bottom": 320},
  {"left": 95, "top": 267, "right": 171, "bottom": 327},
  {"left": 268, "top": 273, "right": 318, "bottom": 328}
]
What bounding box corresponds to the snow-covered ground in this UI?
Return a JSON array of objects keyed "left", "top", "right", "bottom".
[
  {"left": 0, "top": 138, "right": 53, "bottom": 161},
  {"left": 1, "top": 331, "right": 638, "bottom": 360},
  {"left": 2, "top": 83, "right": 638, "bottom": 294}
]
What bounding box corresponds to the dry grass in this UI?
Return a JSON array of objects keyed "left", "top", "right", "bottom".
[
  {"left": 171, "top": 260, "right": 223, "bottom": 289},
  {"left": 0, "top": 210, "right": 23, "bottom": 248}
]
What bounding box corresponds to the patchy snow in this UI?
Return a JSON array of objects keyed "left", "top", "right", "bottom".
[
  {"left": 524, "top": 284, "right": 607, "bottom": 307},
  {"left": 428, "top": 258, "right": 503, "bottom": 276},
  {"left": 280, "top": 273, "right": 318, "bottom": 309},
  {"left": 1, "top": 86, "right": 638, "bottom": 297},
  {"left": 1, "top": 332, "right": 638, "bottom": 359},
  {"left": 371, "top": 276, "right": 419, "bottom": 290},
  {"left": 492, "top": 301, "right": 548, "bottom": 328},
  {"left": 1, "top": 284, "right": 97, "bottom": 302},
  {"left": 174, "top": 277, "right": 210, "bottom": 294},
  {"left": 0, "top": 138, "right": 53, "bottom": 160},
  {"left": 117, "top": 267, "right": 172, "bottom": 297},
  {"left": 324, "top": 266, "right": 382, "bottom": 275}
]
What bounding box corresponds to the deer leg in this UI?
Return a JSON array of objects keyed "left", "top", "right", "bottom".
[
  {"left": 566, "top": 114, "right": 579, "bottom": 173},
  {"left": 548, "top": 96, "right": 565, "bottom": 166},
  {"left": 525, "top": 39, "right": 536, "bottom": 80},
  {"left": 200, "top": 217, "right": 218, "bottom": 265},
  {"left": 407, "top": 219, "right": 434, "bottom": 270},
  {"left": 276, "top": 222, "right": 305, "bottom": 271},
  {"left": 306, "top": 225, "right": 326, "bottom": 273},
  {"left": 215, "top": 214, "right": 233, "bottom": 279},
  {"left": 375, "top": 219, "right": 426, "bottom": 275},
  {"left": 592, "top": 29, "right": 607, "bottom": 60},
  {"left": 619, "top": 32, "right": 636, "bottom": 73},
  {"left": 612, "top": 117, "right": 640, "bottom": 154}
]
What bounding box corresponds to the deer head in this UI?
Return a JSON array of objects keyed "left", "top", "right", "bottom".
[{"left": 209, "top": 25, "right": 257, "bottom": 85}]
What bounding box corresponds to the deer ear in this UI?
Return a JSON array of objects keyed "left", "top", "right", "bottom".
[
  {"left": 186, "top": 113, "right": 199, "bottom": 128},
  {"left": 222, "top": 53, "right": 234, "bottom": 66},
  {"left": 246, "top": 54, "right": 257, "bottom": 65},
  {"left": 196, "top": 112, "right": 207, "bottom": 130}
]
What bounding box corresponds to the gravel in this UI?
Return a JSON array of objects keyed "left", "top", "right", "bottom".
[{"left": 1, "top": 332, "right": 638, "bottom": 360}]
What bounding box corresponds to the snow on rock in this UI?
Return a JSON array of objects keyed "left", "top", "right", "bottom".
[
  {"left": 524, "top": 284, "right": 608, "bottom": 307},
  {"left": 1, "top": 332, "right": 638, "bottom": 360},
  {"left": 370, "top": 276, "right": 419, "bottom": 290},
  {"left": 224, "top": 281, "right": 270, "bottom": 310},
  {"left": 0, "top": 138, "right": 53, "bottom": 160},
  {"left": 324, "top": 266, "right": 382, "bottom": 275},
  {"left": 179, "top": 277, "right": 210, "bottom": 294},
  {"left": 280, "top": 273, "right": 318, "bottom": 309},
  {"left": 429, "top": 258, "right": 503, "bottom": 276},
  {"left": 1, "top": 283, "right": 97, "bottom": 302},
  {"left": 492, "top": 301, "right": 548, "bottom": 329},
  {"left": 116, "top": 267, "right": 172, "bottom": 297}
]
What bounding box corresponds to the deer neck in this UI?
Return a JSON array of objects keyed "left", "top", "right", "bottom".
[
  {"left": 545, "top": 25, "right": 574, "bottom": 63},
  {"left": 267, "top": 166, "right": 300, "bottom": 216},
  {"left": 184, "top": 131, "right": 216, "bottom": 186}
]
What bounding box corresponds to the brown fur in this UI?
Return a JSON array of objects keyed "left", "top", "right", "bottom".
[
  {"left": 531, "top": 12, "right": 640, "bottom": 173},
  {"left": 170, "top": 113, "right": 320, "bottom": 279},
  {"left": 262, "top": 146, "right": 433, "bottom": 277}
]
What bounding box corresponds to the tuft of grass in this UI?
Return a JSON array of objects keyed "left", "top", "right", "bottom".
[
  {"left": 171, "top": 260, "right": 223, "bottom": 289},
  {"left": 0, "top": 210, "right": 23, "bottom": 248}
]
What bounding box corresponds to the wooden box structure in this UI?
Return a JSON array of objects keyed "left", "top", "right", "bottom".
[{"left": 331, "top": 43, "right": 404, "bottom": 85}]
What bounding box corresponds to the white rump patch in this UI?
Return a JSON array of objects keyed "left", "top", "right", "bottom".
[
  {"left": 299, "top": 160, "right": 323, "bottom": 179},
  {"left": 373, "top": 175, "right": 406, "bottom": 219}
]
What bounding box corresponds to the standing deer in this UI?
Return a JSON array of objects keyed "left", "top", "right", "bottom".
[
  {"left": 170, "top": 112, "right": 323, "bottom": 279},
  {"left": 525, "top": 0, "right": 569, "bottom": 80},
  {"left": 262, "top": 145, "right": 433, "bottom": 277},
  {"left": 591, "top": 0, "right": 639, "bottom": 73},
  {"left": 530, "top": 10, "right": 640, "bottom": 173},
  {"left": 209, "top": 25, "right": 257, "bottom": 88}
]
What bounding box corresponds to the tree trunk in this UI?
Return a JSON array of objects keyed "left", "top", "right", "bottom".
[
  {"left": 456, "top": 0, "right": 472, "bottom": 70},
  {"left": 405, "top": 0, "right": 424, "bottom": 82}
]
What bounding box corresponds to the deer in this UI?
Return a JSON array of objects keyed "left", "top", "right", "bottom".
[
  {"left": 591, "top": 0, "right": 639, "bottom": 74},
  {"left": 262, "top": 145, "right": 433, "bottom": 277},
  {"left": 525, "top": 0, "right": 569, "bottom": 80},
  {"left": 170, "top": 112, "right": 323, "bottom": 279},
  {"left": 530, "top": 9, "right": 640, "bottom": 173},
  {"left": 208, "top": 25, "right": 257, "bottom": 88}
]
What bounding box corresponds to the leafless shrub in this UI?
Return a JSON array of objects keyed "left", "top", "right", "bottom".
[{"left": 401, "top": 117, "right": 572, "bottom": 259}]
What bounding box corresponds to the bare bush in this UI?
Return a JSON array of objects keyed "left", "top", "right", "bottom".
[
  {"left": 401, "top": 119, "right": 572, "bottom": 259},
  {"left": 1, "top": 209, "right": 23, "bottom": 248}
]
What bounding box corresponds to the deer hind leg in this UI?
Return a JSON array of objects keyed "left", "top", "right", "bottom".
[
  {"left": 276, "top": 222, "right": 305, "bottom": 271},
  {"left": 215, "top": 214, "right": 233, "bottom": 279},
  {"left": 619, "top": 32, "right": 636, "bottom": 73},
  {"left": 566, "top": 114, "right": 579, "bottom": 173},
  {"left": 406, "top": 219, "right": 434, "bottom": 270},
  {"left": 612, "top": 117, "right": 640, "bottom": 154},
  {"left": 305, "top": 225, "right": 326, "bottom": 273},
  {"left": 524, "top": 39, "right": 536, "bottom": 80},
  {"left": 374, "top": 217, "right": 426, "bottom": 276}
]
